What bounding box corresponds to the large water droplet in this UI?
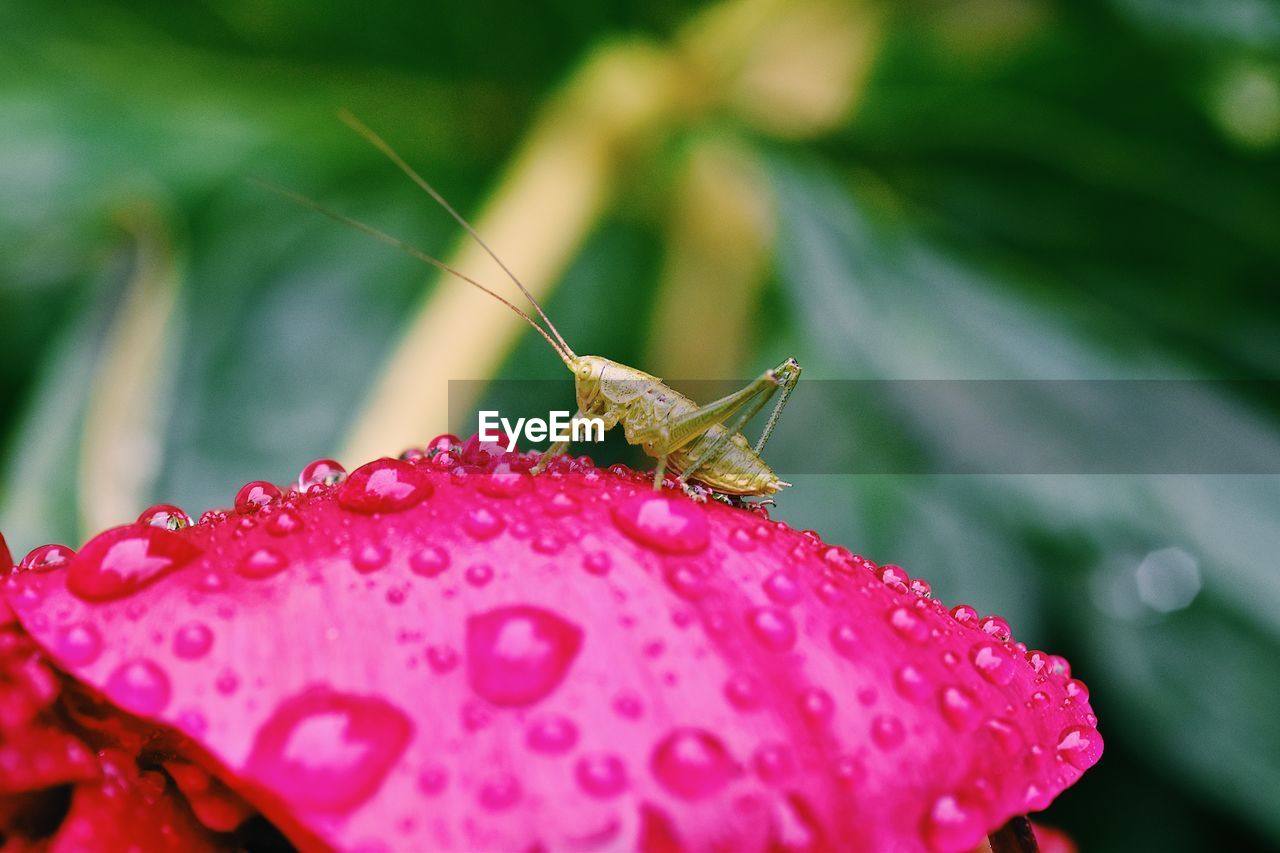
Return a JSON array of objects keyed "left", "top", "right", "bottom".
[
  {"left": 174, "top": 623, "right": 214, "bottom": 660},
  {"left": 235, "top": 481, "right": 281, "bottom": 514},
  {"left": 137, "top": 504, "right": 193, "bottom": 531},
  {"left": 477, "top": 773, "right": 521, "bottom": 811},
  {"left": 921, "top": 792, "right": 987, "bottom": 852},
  {"left": 939, "top": 686, "right": 980, "bottom": 732},
  {"left": 105, "top": 659, "right": 171, "bottom": 716},
  {"left": 1056, "top": 724, "right": 1104, "bottom": 770},
  {"left": 68, "top": 526, "right": 201, "bottom": 602},
  {"left": 888, "top": 606, "right": 929, "bottom": 644},
  {"left": 245, "top": 688, "right": 413, "bottom": 813},
  {"left": 575, "top": 753, "right": 628, "bottom": 798},
  {"left": 351, "top": 542, "right": 390, "bottom": 573},
  {"left": 238, "top": 547, "right": 288, "bottom": 580},
  {"left": 19, "top": 543, "right": 76, "bottom": 573},
  {"left": 870, "top": 715, "right": 905, "bottom": 750},
  {"left": 299, "top": 459, "right": 347, "bottom": 493},
  {"left": 463, "top": 507, "right": 504, "bottom": 540},
  {"left": 763, "top": 572, "right": 802, "bottom": 605},
  {"left": 409, "top": 545, "right": 450, "bottom": 577},
  {"left": 650, "top": 728, "right": 738, "bottom": 800},
  {"left": 969, "top": 641, "right": 1018, "bottom": 686},
  {"left": 526, "top": 715, "right": 579, "bottom": 754},
  {"left": 337, "top": 459, "right": 432, "bottom": 514},
  {"left": 466, "top": 605, "right": 583, "bottom": 707},
  {"left": 54, "top": 623, "right": 102, "bottom": 665},
  {"left": 747, "top": 606, "right": 797, "bottom": 651},
  {"left": 612, "top": 494, "right": 709, "bottom": 554}
]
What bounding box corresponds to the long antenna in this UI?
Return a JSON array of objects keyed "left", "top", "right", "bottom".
[
  {"left": 337, "top": 109, "right": 576, "bottom": 360},
  {"left": 250, "top": 177, "right": 575, "bottom": 366}
]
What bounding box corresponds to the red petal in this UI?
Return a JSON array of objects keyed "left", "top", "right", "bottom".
[{"left": 5, "top": 453, "right": 1102, "bottom": 851}]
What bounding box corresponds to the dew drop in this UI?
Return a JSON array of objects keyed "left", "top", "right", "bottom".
[
  {"left": 763, "top": 571, "right": 802, "bottom": 605},
  {"left": 174, "top": 623, "right": 214, "bottom": 660},
  {"left": 477, "top": 467, "right": 534, "bottom": 499},
  {"left": 477, "top": 773, "right": 521, "bottom": 811},
  {"left": 68, "top": 525, "right": 202, "bottom": 602},
  {"left": 19, "top": 544, "right": 76, "bottom": 573},
  {"left": 351, "top": 543, "right": 390, "bottom": 573},
  {"left": 969, "top": 641, "right": 1018, "bottom": 686},
  {"left": 463, "top": 507, "right": 504, "bottom": 540},
  {"left": 978, "top": 615, "right": 1011, "bottom": 643},
  {"left": 949, "top": 604, "right": 979, "bottom": 628},
  {"left": 235, "top": 481, "right": 281, "bottom": 514},
  {"left": 266, "top": 508, "right": 304, "bottom": 537},
  {"left": 664, "top": 563, "right": 709, "bottom": 600},
  {"left": 137, "top": 504, "right": 193, "bottom": 531},
  {"left": 417, "top": 765, "right": 448, "bottom": 796},
  {"left": 526, "top": 715, "right": 579, "bottom": 754},
  {"left": 612, "top": 494, "right": 709, "bottom": 554},
  {"left": 582, "top": 551, "right": 611, "bottom": 576},
  {"left": 650, "top": 728, "right": 738, "bottom": 800},
  {"left": 245, "top": 688, "right": 413, "bottom": 813},
  {"left": 1065, "top": 678, "right": 1090, "bottom": 702},
  {"left": 466, "top": 605, "right": 583, "bottom": 706},
  {"left": 105, "top": 659, "right": 171, "bottom": 716},
  {"left": 983, "top": 717, "right": 1024, "bottom": 756},
  {"left": 425, "top": 645, "right": 459, "bottom": 673},
  {"left": 724, "top": 673, "right": 764, "bottom": 711},
  {"left": 894, "top": 665, "right": 930, "bottom": 702},
  {"left": 752, "top": 742, "right": 793, "bottom": 785},
  {"left": 747, "top": 606, "right": 797, "bottom": 651},
  {"left": 298, "top": 459, "right": 347, "bottom": 493},
  {"left": 922, "top": 792, "right": 987, "bottom": 853},
  {"left": 576, "top": 753, "right": 628, "bottom": 798},
  {"left": 870, "top": 714, "right": 905, "bottom": 750},
  {"left": 939, "top": 686, "right": 980, "bottom": 732},
  {"left": 54, "top": 623, "right": 102, "bottom": 665},
  {"left": 409, "top": 545, "right": 450, "bottom": 577},
  {"left": 237, "top": 547, "right": 288, "bottom": 580},
  {"left": 798, "top": 687, "right": 834, "bottom": 721},
  {"left": 465, "top": 563, "right": 494, "bottom": 587},
  {"left": 337, "top": 459, "right": 431, "bottom": 514},
  {"left": 1057, "top": 725, "right": 1104, "bottom": 770},
  {"left": 830, "top": 623, "right": 859, "bottom": 658},
  {"left": 888, "top": 606, "right": 929, "bottom": 644},
  {"left": 729, "top": 528, "right": 757, "bottom": 552}
]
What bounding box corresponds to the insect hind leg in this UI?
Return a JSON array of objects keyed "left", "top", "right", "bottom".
[{"left": 755, "top": 357, "right": 800, "bottom": 454}]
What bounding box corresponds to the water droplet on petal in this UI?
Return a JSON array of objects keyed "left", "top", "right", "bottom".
[
  {"left": 465, "top": 563, "right": 494, "bottom": 587},
  {"left": 1065, "top": 678, "right": 1090, "bottom": 702},
  {"left": 235, "top": 481, "right": 281, "bottom": 514},
  {"left": 752, "top": 742, "right": 793, "bottom": 785},
  {"left": 417, "top": 765, "right": 448, "bottom": 796},
  {"left": 576, "top": 753, "right": 628, "bottom": 798},
  {"left": 978, "top": 615, "right": 1011, "bottom": 642},
  {"left": 922, "top": 792, "right": 987, "bottom": 852},
  {"left": 830, "top": 623, "right": 859, "bottom": 658},
  {"left": 266, "top": 508, "right": 304, "bottom": 537},
  {"left": 612, "top": 494, "right": 709, "bottom": 554},
  {"left": 425, "top": 645, "right": 459, "bottom": 673},
  {"left": 238, "top": 547, "right": 288, "bottom": 580},
  {"left": 1057, "top": 724, "right": 1104, "bottom": 770},
  {"left": 888, "top": 606, "right": 929, "bottom": 643},
  {"left": 651, "top": 728, "right": 738, "bottom": 800},
  {"left": 477, "top": 773, "right": 521, "bottom": 811},
  {"left": 351, "top": 543, "right": 390, "bottom": 573},
  {"left": 19, "top": 544, "right": 76, "bottom": 573},
  {"left": 337, "top": 459, "right": 431, "bottom": 514},
  {"left": 174, "top": 623, "right": 214, "bottom": 660},
  {"left": 463, "top": 507, "right": 504, "bottom": 540},
  {"left": 245, "top": 688, "right": 413, "bottom": 813},
  {"left": 409, "top": 545, "right": 450, "bottom": 577},
  {"left": 969, "top": 641, "right": 1018, "bottom": 686},
  {"left": 54, "top": 623, "right": 102, "bottom": 665},
  {"left": 949, "top": 604, "right": 979, "bottom": 628},
  {"left": 68, "top": 526, "right": 201, "bottom": 601},
  {"left": 894, "top": 665, "right": 930, "bottom": 702},
  {"left": 105, "top": 659, "right": 171, "bottom": 716},
  {"left": 526, "top": 715, "right": 578, "bottom": 753},
  {"left": 798, "top": 687, "right": 834, "bottom": 721},
  {"left": 582, "top": 551, "right": 611, "bottom": 575},
  {"left": 983, "top": 717, "right": 1024, "bottom": 756},
  {"left": 725, "top": 673, "right": 764, "bottom": 710},
  {"left": 466, "top": 605, "right": 583, "bottom": 706},
  {"left": 870, "top": 715, "right": 906, "bottom": 750},
  {"left": 478, "top": 467, "right": 533, "bottom": 498},
  {"left": 763, "top": 571, "right": 802, "bottom": 605},
  {"left": 299, "top": 459, "right": 347, "bottom": 492},
  {"left": 939, "top": 686, "right": 980, "bottom": 732},
  {"left": 137, "top": 504, "right": 192, "bottom": 531},
  {"left": 747, "top": 606, "right": 797, "bottom": 651}
]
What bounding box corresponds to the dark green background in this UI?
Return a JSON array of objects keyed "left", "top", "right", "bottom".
[{"left": 3, "top": 1, "right": 1279, "bottom": 849}]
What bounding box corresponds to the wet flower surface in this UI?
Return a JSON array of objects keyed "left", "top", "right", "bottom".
[{"left": 1, "top": 439, "right": 1101, "bottom": 851}]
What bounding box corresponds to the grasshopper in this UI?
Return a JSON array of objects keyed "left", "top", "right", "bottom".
[{"left": 261, "top": 113, "right": 800, "bottom": 500}]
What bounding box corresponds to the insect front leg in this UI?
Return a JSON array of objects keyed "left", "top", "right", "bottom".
[{"left": 754, "top": 358, "right": 800, "bottom": 453}]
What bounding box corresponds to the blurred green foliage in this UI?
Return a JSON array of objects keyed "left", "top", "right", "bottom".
[{"left": 3, "top": 0, "right": 1279, "bottom": 850}]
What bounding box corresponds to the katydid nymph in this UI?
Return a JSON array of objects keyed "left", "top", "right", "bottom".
[{"left": 258, "top": 112, "right": 801, "bottom": 501}]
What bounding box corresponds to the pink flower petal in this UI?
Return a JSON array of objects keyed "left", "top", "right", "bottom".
[{"left": 4, "top": 448, "right": 1102, "bottom": 851}]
